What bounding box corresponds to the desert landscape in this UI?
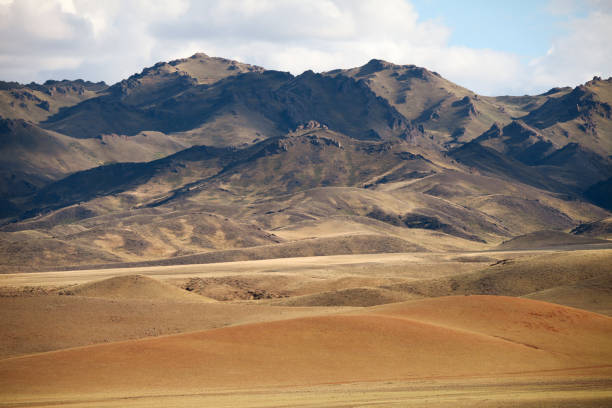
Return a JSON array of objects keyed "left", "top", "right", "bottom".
[
  {"left": 1, "top": 1, "right": 612, "bottom": 406},
  {"left": 1, "top": 248, "right": 612, "bottom": 407}
]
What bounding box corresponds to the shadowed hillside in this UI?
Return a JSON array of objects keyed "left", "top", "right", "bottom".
[
  {"left": 0, "top": 79, "right": 107, "bottom": 123},
  {"left": 1, "top": 53, "right": 611, "bottom": 272},
  {"left": 382, "top": 249, "right": 612, "bottom": 299}
]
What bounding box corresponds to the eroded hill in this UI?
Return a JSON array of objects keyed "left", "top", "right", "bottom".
[{"left": 0, "top": 53, "right": 611, "bottom": 271}]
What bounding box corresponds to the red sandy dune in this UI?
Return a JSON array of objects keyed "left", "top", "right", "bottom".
[{"left": 1, "top": 295, "right": 611, "bottom": 399}]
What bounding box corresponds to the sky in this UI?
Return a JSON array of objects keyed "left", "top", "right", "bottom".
[{"left": 0, "top": 0, "right": 610, "bottom": 95}]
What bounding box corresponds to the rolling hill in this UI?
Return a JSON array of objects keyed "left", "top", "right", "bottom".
[{"left": 1, "top": 296, "right": 610, "bottom": 399}]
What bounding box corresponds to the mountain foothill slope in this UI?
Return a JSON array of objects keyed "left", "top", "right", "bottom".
[{"left": 0, "top": 53, "right": 611, "bottom": 272}]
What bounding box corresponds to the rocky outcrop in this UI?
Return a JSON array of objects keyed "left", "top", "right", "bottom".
[{"left": 296, "top": 120, "right": 329, "bottom": 131}]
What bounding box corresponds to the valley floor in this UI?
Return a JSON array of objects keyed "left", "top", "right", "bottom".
[
  {"left": 2, "top": 374, "right": 612, "bottom": 408},
  {"left": 0, "top": 248, "right": 611, "bottom": 407}
]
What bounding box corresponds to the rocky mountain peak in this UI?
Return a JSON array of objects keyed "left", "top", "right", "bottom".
[
  {"left": 295, "top": 120, "right": 329, "bottom": 131},
  {"left": 190, "top": 52, "right": 209, "bottom": 59},
  {"left": 364, "top": 58, "right": 395, "bottom": 71}
]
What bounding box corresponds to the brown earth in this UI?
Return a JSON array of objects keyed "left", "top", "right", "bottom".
[
  {"left": 58, "top": 274, "right": 216, "bottom": 302},
  {"left": 0, "top": 249, "right": 610, "bottom": 406},
  {"left": 383, "top": 249, "right": 612, "bottom": 301},
  {"left": 0, "top": 293, "right": 352, "bottom": 360},
  {"left": 0, "top": 295, "right": 610, "bottom": 405}
]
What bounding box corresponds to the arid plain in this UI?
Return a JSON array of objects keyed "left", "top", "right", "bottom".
[{"left": 1, "top": 246, "right": 612, "bottom": 407}]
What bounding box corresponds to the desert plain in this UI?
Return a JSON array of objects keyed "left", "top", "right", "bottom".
[{"left": 0, "top": 246, "right": 611, "bottom": 407}]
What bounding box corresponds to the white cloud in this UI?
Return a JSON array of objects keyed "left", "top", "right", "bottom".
[
  {"left": 528, "top": 10, "right": 612, "bottom": 91},
  {"left": 0, "top": 0, "right": 609, "bottom": 95},
  {"left": 148, "top": 0, "right": 515, "bottom": 94}
]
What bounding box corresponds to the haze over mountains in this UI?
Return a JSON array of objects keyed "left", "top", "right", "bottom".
[{"left": 0, "top": 52, "right": 611, "bottom": 272}]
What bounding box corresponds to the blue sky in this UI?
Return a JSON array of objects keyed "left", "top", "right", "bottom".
[
  {"left": 412, "top": 0, "right": 566, "bottom": 58},
  {"left": 0, "top": 0, "right": 610, "bottom": 95}
]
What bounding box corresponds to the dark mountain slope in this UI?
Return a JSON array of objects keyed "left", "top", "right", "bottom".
[
  {"left": 41, "top": 57, "right": 419, "bottom": 144},
  {"left": 274, "top": 70, "right": 418, "bottom": 141},
  {"left": 1, "top": 53, "right": 611, "bottom": 272},
  {"left": 522, "top": 77, "right": 612, "bottom": 155},
  {"left": 140, "top": 126, "right": 439, "bottom": 208},
  {"left": 536, "top": 143, "right": 612, "bottom": 190},
  {"left": 41, "top": 95, "right": 157, "bottom": 138},
  {"left": 19, "top": 125, "right": 436, "bottom": 216},
  {"left": 23, "top": 144, "right": 236, "bottom": 217},
  {"left": 0, "top": 79, "right": 107, "bottom": 123},
  {"left": 0, "top": 117, "right": 191, "bottom": 218},
  {"left": 472, "top": 121, "right": 555, "bottom": 165},
  {"left": 523, "top": 80, "right": 611, "bottom": 129},
  {"left": 327, "top": 59, "right": 516, "bottom": 145},
  {"left": 572, "top": 216, "right": 612, "bottom": 238},
  {"left": 448, "top": 141, "right": 571, "bottom": 194},
  {"left": 460, "top": 120, "right": 612, "bottom": 192},
  {"left": 40, "top": 55, "right": 284, "bottom": 139},
  {"left": 584, "top": 177, "right": 612, "bottom": 211}
]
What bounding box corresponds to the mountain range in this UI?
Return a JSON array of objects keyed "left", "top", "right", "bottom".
[{"left": 1, "top": 52, "right": 611, "bottom": 272}]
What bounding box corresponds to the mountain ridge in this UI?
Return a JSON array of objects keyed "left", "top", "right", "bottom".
[{"left": 1, "top": 52, "right": 611, "bottom": 271}]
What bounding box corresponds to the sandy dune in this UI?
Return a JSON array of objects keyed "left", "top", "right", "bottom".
[
  {"left": 368, "top": 296, "right": 612, "bottom": 361},
  {"left": 0, "top": 293, "right": 354, "bottom": 360},
  {"left": 61, "top": 274, "right": 215, "bottom": 302},
  {"left": 1, "top": 295, "right": 610, "bottom": 404},
  {"left": 0, "top": 250, "right": 610, "bottom": 406}
]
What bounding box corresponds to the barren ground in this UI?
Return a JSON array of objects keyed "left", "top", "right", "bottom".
[{"left": 0, "top": 248, "right": 610, "bottom": 407}]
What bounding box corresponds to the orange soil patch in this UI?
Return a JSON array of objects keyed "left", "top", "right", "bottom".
[
  {"left": 367, "top": 295, "right": 612, "bottom": 361},
  {"left": 0, "top": 295, "right": 352, "bottom": 359},
  {"left": 0, "top": 296, "right": 610, "bottom": 400}
]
